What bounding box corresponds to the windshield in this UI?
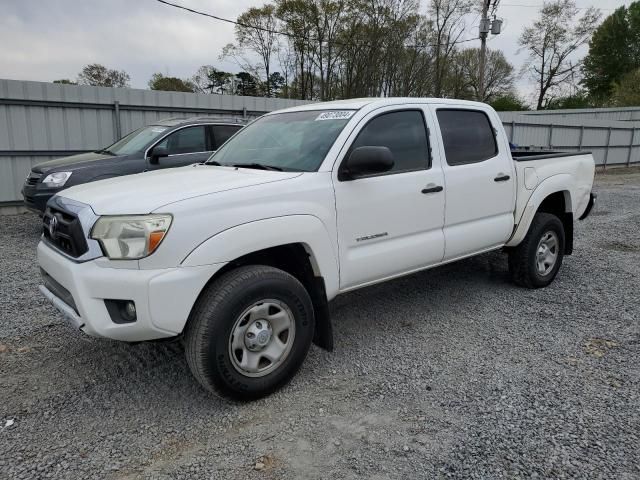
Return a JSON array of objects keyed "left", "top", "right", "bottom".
[
  {"left": 105, "top": 125, "right": 170, "bottom": 155},
  {"left": 207, "top": 110, "right": 355, "bottom": 171}
]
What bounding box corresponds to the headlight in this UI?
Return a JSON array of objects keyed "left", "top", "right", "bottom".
[
  {"left": 42, "top": 171, "right": 72, "bottom": 187},
  {"left": 90, "top": 214, "right": 172, "bottom": 260}
]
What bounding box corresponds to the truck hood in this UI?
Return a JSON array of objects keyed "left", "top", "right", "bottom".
[
  {"left": 32, "top": 151, "right": 127, "bottom": 174},
  {"left": 58, "top": 164, "right": 302, "bottom": 215}
]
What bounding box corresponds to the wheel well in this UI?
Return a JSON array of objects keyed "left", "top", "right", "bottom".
[
  {"left": 537, "top": 191, "right": 573, "bottom": 255},
  {"left": 198, "top": 243, "right": 333, "bottom": 351}
]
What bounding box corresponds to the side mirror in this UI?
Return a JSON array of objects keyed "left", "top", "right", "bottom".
[
  {"left": 340, "top": 146, "right": 394, "bottom": 180},
  {"left": 149, "top": 146, "right": 169, "bottom": 164}
]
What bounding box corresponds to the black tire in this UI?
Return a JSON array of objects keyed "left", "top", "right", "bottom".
[
  {"left": 508, "top": 212, "right": 565, "bottom": 289},
  {"left": 184, "top": 265, "right": 315, "bottom": 400}
]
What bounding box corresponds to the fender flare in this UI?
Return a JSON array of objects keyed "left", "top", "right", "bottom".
[
  {"left": 506, "top": 174, "right": 573, "bottom": 247},
  {"left": 181, "top": 215, "right": 341, "bottom": 299}
]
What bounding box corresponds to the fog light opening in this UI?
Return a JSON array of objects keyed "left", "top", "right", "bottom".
[
  {"left": 104, "top": 299, "right": 138, "bottom": 324},
  {"left": 124, "top": 301, "right": 137, "bottom": 321}
]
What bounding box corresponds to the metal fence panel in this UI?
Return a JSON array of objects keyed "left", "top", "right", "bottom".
[{"left": 498, "top": 113, "right": 640, "bottom": 168}]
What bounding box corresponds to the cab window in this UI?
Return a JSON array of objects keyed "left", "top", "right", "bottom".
[
  {"left": 436, "top": 109, "right": 498, "bottom": 166},
  {"left": 348, "top": 110, "right": 430, "bottom": 173}
]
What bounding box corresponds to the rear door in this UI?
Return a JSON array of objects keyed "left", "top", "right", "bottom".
[
  {"left": 148, "top": 125, "right": 212, "bottom": 170},
  {"left": 430, "top": 106, "right": 516, "bottom": 260},
  {"left": 333, "top": 106, "right": 446, "bottom": 290}
]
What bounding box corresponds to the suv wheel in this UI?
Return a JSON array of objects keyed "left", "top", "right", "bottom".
[
  {"left": 509, "top": 212, "right": 565, "bottom": 289},
  {"left": 184, "top": 265, "right": 315, "bottom": 399}
]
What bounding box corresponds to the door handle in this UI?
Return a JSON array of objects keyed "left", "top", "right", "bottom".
[
  {"left": 494, "top": 174, "right": 510, "bottom": 182},
  {"left": 421, "top": 185, "right": 443, "bottom": 194}
]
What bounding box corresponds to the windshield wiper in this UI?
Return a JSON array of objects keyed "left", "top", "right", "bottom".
[
  {"left": 204, "top": 160, "right": 222, "bottom": 166},
  {"left": 94, "top": 149, "right": 116, "bottom": 156},
  {"left": 232, "top": 162, "right": 283, "bottom": 172}
]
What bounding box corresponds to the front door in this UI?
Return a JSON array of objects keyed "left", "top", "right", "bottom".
[
  {"left": 333, "top": 107, "right": 446, "bottom": 290},
  {"left": 148, "top": 125, "right": 213, "bottom": 170}
]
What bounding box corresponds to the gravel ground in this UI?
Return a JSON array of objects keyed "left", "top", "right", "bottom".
[{"left": 1, "top": 169, "right": 639, "bottom": 479}]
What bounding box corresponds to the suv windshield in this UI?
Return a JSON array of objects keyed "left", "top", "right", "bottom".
[
  {"left": 105, "top": 125, "right": 170, "bottom": 156},
  {"left": 207, "top": 110, "right": 355, "bottom": 171}
]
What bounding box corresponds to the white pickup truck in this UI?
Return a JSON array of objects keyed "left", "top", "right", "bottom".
[{"left": 38, "top": 98, "right": 595, "bottom": 399}]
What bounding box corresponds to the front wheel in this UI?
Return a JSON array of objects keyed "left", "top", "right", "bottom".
[
  {"left": 508, "top": 212, "right": 565, "bottom": 289},
  {"left": 184, "top": 265, "right": 315, "bottom": 400}
]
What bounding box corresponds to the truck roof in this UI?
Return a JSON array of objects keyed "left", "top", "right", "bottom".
[{"left": 273, "top": 97, "right": 490, "bottom": 114}]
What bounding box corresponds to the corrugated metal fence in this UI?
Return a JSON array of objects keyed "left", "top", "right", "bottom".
[
  {"left": 1, "top": 78, "right": 639, "bottom": 205},
  {"left": 499, "top": 111, "right": 640, "bottom": 168},
  {"left": 0, "top": 79, "right": 310, "bottom": 204}
]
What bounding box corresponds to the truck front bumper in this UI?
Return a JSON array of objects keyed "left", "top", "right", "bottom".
[{"left": 37, "top": 241, "right": 224, "bottom": 342}]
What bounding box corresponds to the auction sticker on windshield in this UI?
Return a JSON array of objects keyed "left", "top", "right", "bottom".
[{"left": 315, "top": 111, "right": 355, "bottom": 121}]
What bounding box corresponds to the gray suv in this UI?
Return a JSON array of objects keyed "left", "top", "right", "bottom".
[{"left": 22, "top": 117, "right": 244, "bottom": 213}]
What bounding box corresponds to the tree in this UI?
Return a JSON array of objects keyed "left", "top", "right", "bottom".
[
  {"left": 208, "top": 68, "right": 234, "bottom": 94},
  {"left": 545, "top": 92, "right": 594, "bottom": 109},
  {"left": 77, "top": 64, "right": 130, "bottom": 87},
  {"left": 52, "top": 79, "right": 76, "bottom": 85},
  {"left": 235, "top": 4, "right": 280, "bottom": 97},
  {"left": 582, "top": 2, "right": 640, "bottom": 101},
  {"left": 148, "top": 73, "right": 195, "bottom": 92},
  {"left": 610, "top": 68, "right": 640, "bottom": 106},
  {"left": 191, "top": 66, "right": 234, "bottom": 94},
  {"left": 235, "top": 72, "right": 259, "bottom": 96},
  {"left": 429, "top": 0, "right": 473, "bottom": 97},
  {"left": 444, "top": 48, "right": 514, "bottom": 102},
  {"left": 519, "top": 0, "right": 600, "bottom": 110},
  {"left": 490, "top": 94, "right": 530, "bottom": 111},
  {"left": 266, "top": 71, "right": 286, "bottom": 97}
]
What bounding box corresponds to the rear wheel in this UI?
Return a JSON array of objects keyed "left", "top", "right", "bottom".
[
  {"left": 184, "top": 265, "right": 315, "bottom": 400},
  {"left": 509, "top": 212, "right": 565, "bottom": 288}
]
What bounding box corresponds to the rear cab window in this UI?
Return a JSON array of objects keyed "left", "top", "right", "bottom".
[{"left": 436, "top": 109, "right": 498, "bottom": 166}]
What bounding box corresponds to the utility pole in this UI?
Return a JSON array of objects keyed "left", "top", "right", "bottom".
[{"left": 478, "top": 0, "right": 491, "bottom": 102}]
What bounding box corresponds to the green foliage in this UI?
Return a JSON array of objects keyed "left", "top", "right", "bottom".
[
  {"left": 545, "top": 93, "right": 594, "bottom": 110},
  {"left": 490, "top": 94, "right": 530, "bottom": 111},
  {"left": 52, "top": 79, "right": 76, "bottom": 85},
  {"left": 148, "top": 73, "right": 195, "bottom": 92},
  {"left": 582, "top": 2, "right": 640, "bottom": 101},
  {"left": 235, "top": 72, "right": 259, "bottom": 96},
  {"left": 77, "top": 64, "right": 130, "bottom": 88},
  {"left": 610, "top": 68, "right": 640, "bottom": 106}
]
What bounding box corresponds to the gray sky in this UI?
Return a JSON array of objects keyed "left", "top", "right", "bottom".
[{"left": 0, "top": 0, "right": 631, "bottom": 103}]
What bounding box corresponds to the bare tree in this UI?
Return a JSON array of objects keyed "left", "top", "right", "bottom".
[
  {"left": 448, "top": 48, "right": 515, "bottom": 102},
  {"left": 235, "top": 4, "right": 280, "bottom": 96},
  {"left": 428, "top": 0, "right": 473, "bottom": 97},
  {"left": 519, "top": 0, "right": 600, "bottom": 110}
]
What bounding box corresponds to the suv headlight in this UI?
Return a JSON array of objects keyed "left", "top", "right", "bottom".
[
  {"left": 90, "top": 214, "right": 172, "bottom": 260},
  {"left": 42, "top": 171, "right": 72, "bottom": 187}
]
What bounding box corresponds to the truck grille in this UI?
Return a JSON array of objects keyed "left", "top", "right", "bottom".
[
  {"left": 42, "top": 206, "right": 89, "bottom": 258},
  {"left": 26, "top": 171, "right": 42, "bottom": 185}
]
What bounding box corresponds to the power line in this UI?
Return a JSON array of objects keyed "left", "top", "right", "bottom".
[
  {"left": 154, "top": 0, "right": 480, "bottom": 50},
  {"left": 500, "top": 2, "right": 615, "bottom": 10},
  {"left": 155, "top": 0, "right": 296, "bottom": 37}
]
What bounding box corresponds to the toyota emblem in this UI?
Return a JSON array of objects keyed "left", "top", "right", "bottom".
[{"left": 48, "top": 215, "right": 58, "bottom": 238}]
